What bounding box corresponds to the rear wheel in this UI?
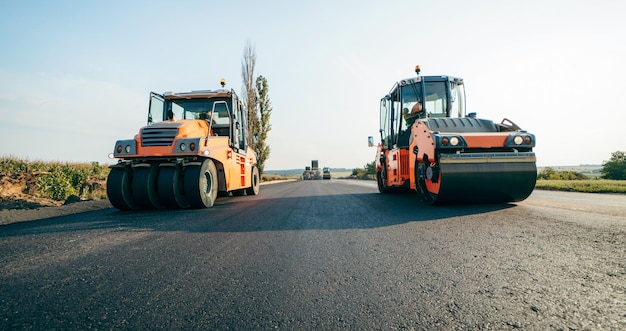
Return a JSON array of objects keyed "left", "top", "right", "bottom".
[
  {"left": 184, "top": 159, "right": 218, "bottom": 208},
  {"left": 131, "top": 164, "right": 162, "bottom": 209},
  {"left": 376, "top": 171, "right": 388, "bottom": 193},
  {"left": 107, "top": 166, "right": 137, "bottom": 210},
  {"left": 158, "top": 165, "right": 189, "bottom": 209},
  {"left": 246, "top": 166, "right": 260, "bottom": 196}
]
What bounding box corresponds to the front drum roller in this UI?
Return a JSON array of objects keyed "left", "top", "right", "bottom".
[
  {"left": 418, "top": 161, "right": 537, "bottom": 204},
  {"left": 107, "top": 166, "right": 137, "bottom": 210},
  {"left": 184, "top": 159, "right": 218, "bottom": 208}
]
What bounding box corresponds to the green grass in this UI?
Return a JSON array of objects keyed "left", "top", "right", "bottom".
[
  {"left": 536, "top": 179, "right": 626, "bottom": 194},
  {"left": 0, "top": 155, "right": 110, "bottom": 201}
]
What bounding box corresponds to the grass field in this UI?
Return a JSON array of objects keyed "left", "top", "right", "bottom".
[
  {"left": 536, "top": 179, "right": 626, "bottom": 194},
  {"left": 538, "top": 165, "right": 602, "bottom": 178}
]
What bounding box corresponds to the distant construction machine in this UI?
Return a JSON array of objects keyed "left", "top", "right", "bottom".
[
  {"left": 311, "top": 160, "right": 322, "bottom": 180},
  {"left": 303, "top": 160, "right": 321, "bottom": 180},
  {"left": 302, "top": 166, "right": 312, "bottom": 180},
  {"left": 322, "top": 167, "right": 331, "bottom": 180},
  {"left": 370, "top": 66, "right": 537, "bottom": 204}
]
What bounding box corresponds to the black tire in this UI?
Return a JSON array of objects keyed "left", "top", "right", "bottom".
[
  {"left": 376, "top": 171, "right": 388, "bottom": 193},
  {"left": 246, "top": 166, "right": 260, "bottom": 196},
  {"left": 107, "top": 166, "right": 137, "bottom": 210},
  {"left": 158, "top": 165, "right": 190, "bottom": 209},
  {"left": 184, "top": 159, "right": 218, "bottom": 208},
  {"left": 131, "top": 164, "right": 163, "bottom": 209}
]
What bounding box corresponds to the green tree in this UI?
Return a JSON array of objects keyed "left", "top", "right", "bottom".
[
  {"left": 365, "top": 161, "right": 376, "bottom": 176},
  {"left": 600, "top": 151, "right": 626, "bottom": 180},
  {"left": 241, "top": 40, "right": 259, "bottom": 149},
  {"left": 255, "top": 75, "right": 272, "bottom": 174}
]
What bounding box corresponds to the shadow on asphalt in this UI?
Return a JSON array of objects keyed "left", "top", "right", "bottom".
[{"left": 0, "top": 190, "right": 517, "bottom": 236}]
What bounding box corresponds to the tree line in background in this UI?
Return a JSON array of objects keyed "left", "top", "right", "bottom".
[
  {"left": 241, "top": 41, "right": 272, "bottom": 174},
  {"left": 539, "top": 151, "right": 626, "bottom": 180},
  {"left": 352, "top": 151, "right": 626, "bottom": 181}
]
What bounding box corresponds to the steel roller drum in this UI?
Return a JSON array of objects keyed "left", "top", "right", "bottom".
[{"left": 431, "top": 160, "right": 537, "bottom": 204}]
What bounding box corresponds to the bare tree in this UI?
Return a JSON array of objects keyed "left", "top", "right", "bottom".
[
  {"left": 255, "top": 75, "right": 272, "bottom": 174},
  {"left": 241, "top": 40, "right": 259, "bottom": 149}
]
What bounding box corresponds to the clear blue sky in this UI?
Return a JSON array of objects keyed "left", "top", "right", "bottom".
[{"left": 1, "top": 0, "right": 625, "bottom": 169}]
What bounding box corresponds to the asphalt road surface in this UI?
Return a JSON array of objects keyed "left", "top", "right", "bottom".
[{"left": 1, "top": 180, "right": 624, "bottom": 330}]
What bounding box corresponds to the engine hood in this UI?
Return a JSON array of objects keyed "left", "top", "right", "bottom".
[{"left": 139, "top": 120, "right": 209, "bottom": 147}]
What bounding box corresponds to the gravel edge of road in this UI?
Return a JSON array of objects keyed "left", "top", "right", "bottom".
[
  {"left": 0, "top": 180, "right": 297, "bottom": 226},
  {"left": 0, "top": 199, "right": 113, "bottom": 226}
]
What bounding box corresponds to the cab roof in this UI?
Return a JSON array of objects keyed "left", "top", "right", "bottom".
[
  {"left": 162, "top": 88, "right": 235, "bottom": 100},
  {"left": 397, "top": 75, "right": 463, "bottom": 86}
]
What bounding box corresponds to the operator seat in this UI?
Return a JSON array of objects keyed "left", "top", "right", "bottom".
[{"left": 398, "top": 103, "right": 423, "bottom": 147}]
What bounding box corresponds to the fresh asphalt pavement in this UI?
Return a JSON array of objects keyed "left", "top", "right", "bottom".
[{"left": 1, "top": 179, "right": 624, "bottom": 330}]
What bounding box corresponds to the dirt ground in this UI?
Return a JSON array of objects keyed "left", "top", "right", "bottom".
[{"left": 0, "top": 172, "right": 110, "bottom": 226}]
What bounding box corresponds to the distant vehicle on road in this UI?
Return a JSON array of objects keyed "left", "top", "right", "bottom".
[{"left": 323, "top": 167, "right": 331, "bottom": 180}]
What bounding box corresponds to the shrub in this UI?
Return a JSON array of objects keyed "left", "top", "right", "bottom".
[
  {"left": 1, "top": 156, "right": 110, "bottom": 201},
  {"left": 537, "top": 167, "right": 588, "bottom": 180},
  {"left": 38, "top": 170, "right": 76, "bottom": 201}
]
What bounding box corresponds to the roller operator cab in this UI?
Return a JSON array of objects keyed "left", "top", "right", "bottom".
[
  {"left": 372, "top": 66, "right": 537, "bottom": 204},
  {"left": 107, "top": 80, "right": 260, "bottom": 210}
]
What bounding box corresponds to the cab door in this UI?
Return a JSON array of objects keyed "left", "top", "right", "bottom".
[
  {"left": 147, "top": 92, "right": 165, "bottom": 125},
  {"left": 227, "top": 98, "right": 250, "bottom": 191}
]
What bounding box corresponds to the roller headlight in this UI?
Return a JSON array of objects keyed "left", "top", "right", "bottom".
[
  {"left": 180, "top": 143, "right": 186, "bottom": 151},
  {"left": 113, "top": 139, "right": 136, "bottom": 155},
  {"left": 514, "top": 136, "right": 524, "bottom": 145},
  {"left": 438, "top": 135, "right": 465, "bottom": 148},
  {"left": 523, "top": 136, "right": 532, "bottom": 144}
]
